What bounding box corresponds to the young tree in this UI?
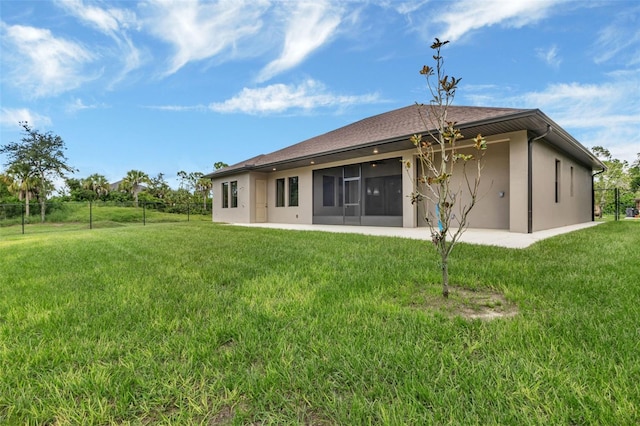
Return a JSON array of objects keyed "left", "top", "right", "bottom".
[
  {"left": 404, "top": 39, "right": 487, "bottom": 298},
  {"left": 0, "top": 122, "right": 75, "bottom": 222},
  {"left": 121, "top": 169, "right": 150, "bottom": 207}
]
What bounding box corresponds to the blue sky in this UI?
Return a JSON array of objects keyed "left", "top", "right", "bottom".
[{"left": 1, "top": 0, "right": 639, "bottom": 189}]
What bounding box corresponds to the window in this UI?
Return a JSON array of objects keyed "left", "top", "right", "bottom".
[
  {"left": 230, "top": 181, "right": 238, "bottom": 208},
  {"left": 570, "top": 166, "right": 574, "bottom": 197},
  {"left": 222, "top": 182, "right": 229, "bottom": 208},
  {"left": 276, "top": 178, "right": 285, "bottom": 207},
  {"left": 288, "top": 176, "right": 299, "bottom": 206},
  {"left": 555, "top": 159, "right": 561, "bottom": 203}
]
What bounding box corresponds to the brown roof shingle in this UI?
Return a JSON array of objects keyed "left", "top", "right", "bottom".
[{"left": 211, "top": 104, "right": 532, "bottom": 176}]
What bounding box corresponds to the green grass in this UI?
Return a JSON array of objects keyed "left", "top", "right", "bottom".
[
  {"left": 0, "top": 204, "right": 210, "bottom": 236},
  {"left": 1, "top": 221, "right": 639, "bottom": 424}
]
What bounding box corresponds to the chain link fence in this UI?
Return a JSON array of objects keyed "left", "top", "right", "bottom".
[{"left": 0, "top": 201, "right": 211, "bottom": 236}]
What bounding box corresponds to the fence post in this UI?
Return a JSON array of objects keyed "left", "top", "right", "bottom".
[
  {"left": 615, "top": 188, "right": 620, "bottom": 221},
  {"left": 21, "top": 203, "right": 25, "bottom": 235},
  {"left": 143, "top": 202, "right": 146, "bottom": 226},
  {"left": 187, "top": 203, "right": 190, "bottom": 222},
  {"left": 90, "top": 201, "right": 93, "bottom": 230}
]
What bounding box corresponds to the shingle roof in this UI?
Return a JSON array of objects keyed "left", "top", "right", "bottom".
[
  {"left": 207, "top": 104, "right": 602, "bottom": 177},
  {"left": 266, "top": 105, "right": 527, "bottom": 162}
]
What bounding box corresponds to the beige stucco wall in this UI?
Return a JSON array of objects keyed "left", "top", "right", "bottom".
[
  {"left": 531, "top": 140, "right": 593, "bottom": 231},
  {"left": 469, "top": 139, "right": 511, "bottom": 229},
  {"left": 212, "top": 167, "right": 315, "bottom": 225},
  {"left": 416, "top": 135, "right": 514, "bottom": 230},
  {"left": 211, "top": 173, "right": 252, "bottom": 223},
  {"left": 211, "top": 130, "right": 594, "bottom": 233},
  {"left": 265, "top": 167, "right": 313, "bottom": 224},
  {"left": 402, "top": 152, "right": 417, "bottom": 228},
  {"left": 508, "top": 131, "right": 529, "bottom": 233}
]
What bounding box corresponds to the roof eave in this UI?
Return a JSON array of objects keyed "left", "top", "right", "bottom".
[
  {"left": 204, "top": 164, "right": 257, "bottom": 179},
  {"left": 527, "top": 110, "right": 606, "bottom": 170}
]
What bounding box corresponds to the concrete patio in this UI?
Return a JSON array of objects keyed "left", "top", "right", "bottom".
[{"left": 230, "top": 221, "right": 603, "bottom": 249}]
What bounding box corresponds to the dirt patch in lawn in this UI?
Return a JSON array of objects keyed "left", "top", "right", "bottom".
[{"left": 414, "top": 286, "right": 518, "bottom": 320}]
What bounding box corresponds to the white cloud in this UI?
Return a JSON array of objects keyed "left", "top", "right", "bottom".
[
  {"left": 394, "top": 1, "right": 430, "bottom": 16},
  {"left": 584, "top": 127, "right": 639, "bottom": 165},
  {"left": 462, "top": 71, "right": 640, "bottom": 164},
  {"left": 54, "top": 0, "right": 138, "bottom": 34},
  {"left": 0, "top": 108, "right": 52, "bottom": 128},
  {"left": 435, "top": 0, "right": 560, "bottom": 42},
  {"left": 54, "top": 0, "right": 143, "bottom": 84},
  {"left": 141, "top": 0, "right": 269, "bottom": 76},
  {"left": 144, "top": 104, "right": 207, "bottom": 112},
  {"left": 1, "top": 23, "right": 97, "bottom": 97},
  {"left": 522, "top": 80, "right": 639, "bottom": 130},
  {"left": 66, "top": 98, "right": 109, "bottom": 114},
  {"left": 536, "top": 45, "right": 561, "bottom": 68},
  {"left": 526, "top": 79, "right": 640, "bottom": 164},
  {"left": 592, "top": 6, "right": 640, "bottom": 66},
  {"left": 257, "top": 1, "right": 343, "bottom": 82},
  {"left": 209, "top": 79, "right": 381, "bottom": 114}
]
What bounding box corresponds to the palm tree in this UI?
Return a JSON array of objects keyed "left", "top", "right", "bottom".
[
  {"left": 196, "top": 177, "right": 213, "bottom": 211},
  {"left": 82, "top": 173, "right": 110, "bottom": 200},
  {"left": 5, "top": 163, "right": 37, "bottom": 217},
  {"left": 121, "top": 170, "right": 150, "bottom": 207}
]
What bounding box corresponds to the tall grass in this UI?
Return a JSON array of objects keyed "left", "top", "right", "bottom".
[{"left": 1, "top": 221, "right": 638, "bottom": 424}]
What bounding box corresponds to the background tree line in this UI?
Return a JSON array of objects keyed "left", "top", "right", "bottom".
[
  {"left": 592, "top": 147, "right": 640, "bottom": 217},
  {"left": 60, "top": 168, "right": 223, "bottom": 213},
  {"left": 0, "top": 122, "right": 227, "bottom": 221}
]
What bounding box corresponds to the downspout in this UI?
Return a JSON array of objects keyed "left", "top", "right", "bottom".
[
  {"left": 528, "top": 125, "right": 552, "bottom": 233},
  {"left": 591, "top": 168, "right": 606, "bottom": 221}
]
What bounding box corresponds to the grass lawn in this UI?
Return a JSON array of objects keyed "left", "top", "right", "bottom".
[
  {"left": 0, "top": 204, "right": 210, "bottom": 237},
  {"left": 1, "top": 221, "right": 638, "bottom": 424}
]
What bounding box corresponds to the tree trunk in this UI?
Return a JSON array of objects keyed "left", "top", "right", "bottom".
[
  {"left": 24, "top": 192, "right": 30, "bottom": 217},
  {"left": 441, "top": 255, "right": 449, "bottom": 298},
  {"left": 39, "top": 171, "right": 46, "bottom": 223}
]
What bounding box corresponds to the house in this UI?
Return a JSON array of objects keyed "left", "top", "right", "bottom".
[{"left": 205, "top": 105, "right": 605, "bottom": 233}]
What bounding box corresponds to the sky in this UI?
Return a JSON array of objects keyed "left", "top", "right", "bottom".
[{"left": 1, "top": 0, "right": 639, "bottom": 189}]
